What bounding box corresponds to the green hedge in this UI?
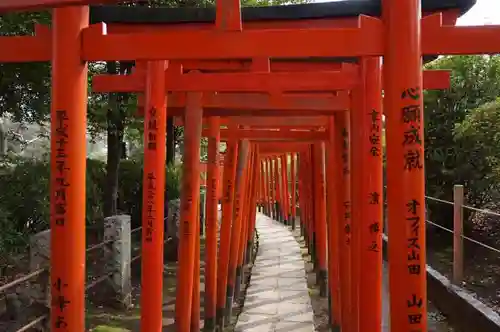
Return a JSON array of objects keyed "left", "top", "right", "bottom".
[{"left": 0, "top": 156, "right": 181, "bottom": 252}]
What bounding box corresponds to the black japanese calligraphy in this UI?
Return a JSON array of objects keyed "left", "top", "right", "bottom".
[
  {"left": 408, "top": 264, "right": 421, "bottom": 275},
  {"left": 147, "top": 107, "right": 158, "bottom": 151},
  {"left": 401, "top": 105, "right": 421, "bottom": 124},
  {"left": 55, "top": 316, "right": 68, "bottom": 329},
  {"left": 405, "top": 199, "right": 423, "bottom": 276},
  {"left": 408, "top": 314, "right": 423, "bottom": 325},
  {"left": 54, "top": 110, "right": 70, "bottom": 227},
  {"left": 53, "top": 277, "right": 69, "bottom": 329},
  {"left": 407, "top": 294, "right": 423, "bottom": 308},
  {"left": 368, "top": 241, "right": 380, "bottom": 252},
  {"left": 369, "top": 222, "right": 380, "bottom": 234},
  {"left": 401, "top": 87, "right": 421, "bottom": 100},
  {"left": 369, "top": 192, "right": 380, "bottom": 205},
  {"left": 53, "top": 294, "right": 71, "bottom": 311},
  {"left": 145, "top": 171, "right": 157, "bottom": 242},
  {"left": 404, "top": 149, "right": 423, "bottom": 171},
  {"left": 403, "top": 125, "right": 422, "bottom": 146},
  {"left": 368, "top": 109, "right": 381, "bottom": 158},
  {"left": 406, "top": 199, "right": 420, "bottom": 215}
]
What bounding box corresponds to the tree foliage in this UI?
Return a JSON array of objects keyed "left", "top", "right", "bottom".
[
  {"left": 424, "top": 55, "right": 500, "bottom": 227},
  {"left": 0, "top": 155, "right": 181, "bottom": 252}
]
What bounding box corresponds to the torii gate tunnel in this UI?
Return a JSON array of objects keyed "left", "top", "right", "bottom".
[{"left": 1, "top": 0, "right": 499, "bottom": 331}]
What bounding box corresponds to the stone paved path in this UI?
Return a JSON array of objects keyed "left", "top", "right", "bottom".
[{"left": 235, "top": 213, "right": 314, "bottom": 332}]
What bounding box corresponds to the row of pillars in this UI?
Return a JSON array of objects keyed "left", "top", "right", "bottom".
[
  {"left": 48, "top": 1, "right": 426, "bottom": 332},
  {"left": 258, "top": 56, "right": 425, "bottom": 331},
  {"left": 144, "top": 80, "right": 263, "bottom": 331}
]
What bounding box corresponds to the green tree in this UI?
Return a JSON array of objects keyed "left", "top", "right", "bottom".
[
  {"left": 0, "top": 0, "right": 312, "bottom": 221},
  {"left": 424, "top": 55, "right": 500, "bottom": 226},
  {"left": 454, "top": 98, "right": 500, "bottom": 205}
]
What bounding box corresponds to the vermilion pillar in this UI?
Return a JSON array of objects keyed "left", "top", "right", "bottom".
[
  {"left": 313, "top": 143, "right": 328, "bottom": 297},
  {"left": 278, "top": 155, "right": 283, "bottom": 223},
  {"left": 50, "top": 6, "right": 88, "bottom": 332},
  {"left": 290, "top": 153, "right": 297, "bottom": 230},
  {"left": 216, "top": 137, "right": 239, "bottom": 328},
  {"left": 301, "top": 151, "right": 312, "bottom": 253},
  {"left": 267, "top": 158, "right": 274, "bottom": 219},
  {"left": 237, "top": 145, "right": 254, "bottom": 294},
  {"left": 337, "top": 111, "right": 352, "bottom": 332},
  {"left": 227, "top": 140, "right": 249, "bottom": 316},
  {"left": 281, "top": 154, "right": 289, "bottom": 225},
  {"left": 298, "top": 153, "right": 307, "bottom": 239},
  {"left": 384, "top": 0, "right": 427, "bottom": 330},
  {"left": 260, "top": 160, "right": 268, "bottom": 215},
  {"left": 247, "top": 147, "right": 260, "bottom": 263},
  {"left": 350, "top": 75, "right": 363, "bottom": 332},
  {"left": 307, "top": 147, "right": 316, "bottom": 267},
  {"left": 192, "top": 200, "right": 201, "bottom": 331},
  {"left": 176, "top": 91, "right": 203, "bottom": 331},
  {"left": 204, "top": 116, "right": 220, "bottom": 331},
  {"left": 141, "top": 61, "right": 167, "bottom": 332},
  {"left": 359, "top": 57, "right": 383, "bottom": 331},
  {"left": 326, "top": 116, "right": 341, "bottom": 329},
  {"left": 274, "top": 156, "right": 281, "bottom": 222},
  {"left": 239, "top": 146, "right": 252, "bottom": 265},
  {"left": 297, "top": 153, "right": 306, "bottom": 237}
]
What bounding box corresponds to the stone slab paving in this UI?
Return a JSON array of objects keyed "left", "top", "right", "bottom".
[{"left": 235, "top": 213, "right": 314, "bottom": 332}]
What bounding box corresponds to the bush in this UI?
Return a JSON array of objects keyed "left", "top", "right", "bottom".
[
  {"left": 118, "top": 159, "right": 182, "bottom": 228},
  {"left": 0, "top": 155, "right": 182, "bottom": 252}
]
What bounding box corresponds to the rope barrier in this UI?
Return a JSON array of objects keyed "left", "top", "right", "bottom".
[
  {"left": 425, "top": 195, "right": 455, "bottom": 206},
  {"left": 0, "top": 268, "right": 45, "bottom": 294},
  {"left": 5, "top": 202, "right": 499, "bottom": 328},
  {"left": 461, "top": 234, "right": 500, "bottom": 254},
  {"left": 462, "top": 204, "right": 500, "bottom": 218},
  {"left": 0, "top": 226, "right": 144, "bottom": 296},
  {"left": 425, "top": 218, "right": 500, "bottom": 254},
  {"left": 14, "top": 314, "right": 48, "bottom": 332},
  {"left": 0, "top": 219, "right": 168, "bottom": 331},
  {"left": 426, "top": 219, "right": 454, "bottom": 234}
]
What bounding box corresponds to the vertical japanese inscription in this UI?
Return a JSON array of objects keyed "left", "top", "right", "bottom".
[
  {"left": 401, "top": 87, "right": 424, "bottom": 330},
  {"left": 367, "top": 107, "right": 382, "bottom": 253},
  {"left": 145, "top": 172, "right": 156, "bottom": 242},
  {"left": 145, "top": 106, "right": 158, "bottom": 242},
  {"left": 208, "top": 136, "right": 218, "bottom": 228},
  {"left": 182, "top": 174, "right": 193, "bottom": 237},
  {"left": 224, "top": 146, "right": 234, "bottom": 204},
  {"left": 147, "top": 107, "right": 158, "bottom": 151},
  {"left": 368, "top": 109, "right": 381, "bottom": 157},
  {"left": 52, "top": 277, "right": 70, "bottom": 329},
  {"left": 342, "top": 127, "right": 351, "bottom": 245},
  {"left": 54, "top": 110, "right": 70, "bottom": 227},
  {"left": 401, "top": 88, "right": 423, "bottom": 171},
  {"left": 53, "top": 110, "right": 71, "bottom": 329}
]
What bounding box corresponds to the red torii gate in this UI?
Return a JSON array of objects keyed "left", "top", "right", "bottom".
[
  {"left": 92, "top": 53, "right": 451, "bottom": 328},
  {"left": 1, "top": 0, "right": 499, "bottom": 332}
]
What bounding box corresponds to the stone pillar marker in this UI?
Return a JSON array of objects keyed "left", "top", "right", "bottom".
[
  {"left": 104, "top": 214, "right": 132, "bottom": 309},
  {"left": 29, "top": 229, "right": 51, "bottom": 308}
]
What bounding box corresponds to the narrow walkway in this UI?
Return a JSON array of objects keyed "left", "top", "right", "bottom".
[{"left": 235, "top": 213, "right": 314, "bottom": 332}]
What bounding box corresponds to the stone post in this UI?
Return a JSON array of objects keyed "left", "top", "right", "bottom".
[
  {"left": 104, "top": 214, "right": 132, "bottom": 309},
  {"left": 29, "top": 229, "right": 50, "bottom": 330},
  {"left": 29, "top": 229, "right": 51, "bottom": 308}
]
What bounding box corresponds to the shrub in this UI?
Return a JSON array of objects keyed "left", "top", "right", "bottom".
[{"left": 0, "top": 155, "right": 182, "bottom": 252}]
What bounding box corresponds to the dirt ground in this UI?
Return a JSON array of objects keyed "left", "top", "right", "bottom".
[
  {"left": 0, "top": 230, "right": 257, "bottom": 332},
  {"left": 427, "top": 230, "right": 500, "bottom": 314}
]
